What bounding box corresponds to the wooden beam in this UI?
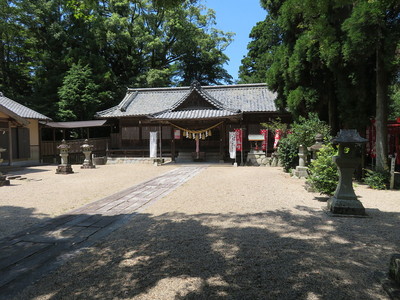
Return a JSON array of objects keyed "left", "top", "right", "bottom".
[{"left": 8, "top": 120, "right": 12, "bottom": 166}]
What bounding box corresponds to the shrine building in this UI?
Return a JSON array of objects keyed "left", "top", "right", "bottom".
[{"left": 96, "top": 81, "right": 290, "bottom": 162}]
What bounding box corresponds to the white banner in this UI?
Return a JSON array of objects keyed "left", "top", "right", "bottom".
[
  {"left": 150, "top": 131, "right": 157, "bottom": 158},
  {"left": 229, "top": 132, "right": 236, "bottom": 159}
]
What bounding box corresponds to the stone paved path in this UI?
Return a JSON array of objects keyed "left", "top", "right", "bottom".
[{"left": 0, "top": 166, "right": 205, "bottom": 298}]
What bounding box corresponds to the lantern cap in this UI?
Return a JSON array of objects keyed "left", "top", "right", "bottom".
[
  {"left": 57, "top": 139, "right": 70, "bottom": 149},
  {"left": 331, "top": 129, "right": 368, "bottom": 144}
]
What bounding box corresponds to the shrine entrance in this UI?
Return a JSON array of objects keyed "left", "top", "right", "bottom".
[{"left": 169, "top": 121, "right": 226, "bottom": 163}]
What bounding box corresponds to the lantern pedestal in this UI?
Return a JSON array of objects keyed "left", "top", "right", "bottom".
[
  {"left": 292, "top": 145, "right": 308, "bottom": 178},
  {"left": 327, "top": 130, "right": 367, "bottom": 216},
  {"left": 56, "top": 164, "right": 74, "bottom": 174},
  {"left": 56, "top": 140, "right": 74, "bottom": 174},
  {"left": 81, "top": 139, "right": 95, "bottom": 169}
]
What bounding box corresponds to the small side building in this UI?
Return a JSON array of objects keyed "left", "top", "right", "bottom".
[{"left": 0, "top": 92, "right": 51, "bottom": 165}]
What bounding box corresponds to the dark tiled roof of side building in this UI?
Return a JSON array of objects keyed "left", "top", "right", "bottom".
[
  {"left": 96, "top": 83, "right": 277, "bottom": 119},
  {"left": 0, "top": 92, "right": 51, "bottom": 121}
]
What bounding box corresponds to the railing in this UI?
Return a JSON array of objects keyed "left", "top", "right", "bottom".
[{"left": 41, "top": 138, "right": 110, "bottom": 156}]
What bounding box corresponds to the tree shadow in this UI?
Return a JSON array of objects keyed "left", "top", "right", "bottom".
[
  {"left": 0, "top": 206, "right": 50, "bottom": 240},
  {"left": 11, "top": 206, "right": 400, "bottom": 300}
]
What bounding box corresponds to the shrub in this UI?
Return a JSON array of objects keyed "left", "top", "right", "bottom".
[
  {"left": 363, "top": 169, "right": 389, "bottom": 190},
  {"left": 273, "top": 113, "right": 331, "bottom": 173},
  {"left": 306, "top": 144, "right": 338, "bottom": 195},
  {"left": 277, "top": 137, "right": 299, "bottom": 172}
]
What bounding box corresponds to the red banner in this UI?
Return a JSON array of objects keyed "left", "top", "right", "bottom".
[
  {"left": 260, "top": 129, "right": 268, "bottom": 151},
  {"left": 273, "top": 129, "right": 282, "bottom": 149},
  {"left": 235, "top": 129, "right": 243, "bottom": 151}
]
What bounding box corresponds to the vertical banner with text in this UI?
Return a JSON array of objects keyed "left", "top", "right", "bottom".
[
  {"left": 234, "top": 129, "right": 243, "bottom": 151},
  {"left": 149, "top": 131, "right": 158, "bottom": 158},
  {"left": 229, "top": 132, "right": 237, "bottom": 159},
  {"left": 260, "top": 129, "right": 268, "bottom": 151}
]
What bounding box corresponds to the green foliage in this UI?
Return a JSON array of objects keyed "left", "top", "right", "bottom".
[
  {"left": 278, "top": 113, "right": 331, "bottom": 173},
  {"left": 1, "top": 0, "right": 232, "bottom": 120},
  {"left": 239, "top": 15, "right": 281, "bottom": 84},
  {"left": 287, "top": 113, "right": 331, "bottom": 149},
  {"left": 306, "top": 144, "right": 338, "bottom": 196},
  {"left": 389, "top": 82, "right": 400, "bottom": 119},
  {"left": 261, "top": 117, "right": 288, "bottom": 136},
  {"left": 277, "top": 138, "right": 298, "bottom": 173},
  {"left": 241, "top": 0, "right": 400, "bottom": 139},
  {"left": 363, "top": 169, "right": 390, "bottom": 190},
  {"left": 57, "top": 63, "right": 100, "bottom": 121}
]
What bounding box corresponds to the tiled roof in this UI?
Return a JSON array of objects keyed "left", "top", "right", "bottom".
[
  {"left": 96, "top": 83, "right": 277, "bottom": 120},
  {"left": 0, "top": 92, "right": 51, "bottom": 121},
  {"left": 152, "top": 109, "right": 241, "bottom": 120}
]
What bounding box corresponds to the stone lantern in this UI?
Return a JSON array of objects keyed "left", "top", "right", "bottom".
[
  {"left": 327, "top": 129, "right": 368, "bottom": 215},
  {"left": 292, "top": 145, "right": 308, "bottom": 178},
  {"left": 80, "top": 139, "right": 95, "bottom": 169},
  {"left": 56, "top": 139, "right": 73, "bottom": 174},
  {"left": 0, "top": 147, "right": 10, "bottom": 186},
  {"left": 308, "top": 133, "right": 324, "bottom": 161}
]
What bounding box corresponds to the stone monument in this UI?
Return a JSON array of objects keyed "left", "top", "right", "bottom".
[
  {"left": 292, "top": 145, "right": 308, "bottom": 178},
  {"left": 56, "top": 140, "right": 74, "bottom": 174},
  {"left": 327, "top": 129, "right": 368, "bottom": 215},
  {"left": 0, "top": 147, "right": 10, "bottom": 186},
  {"left": 80, "top": 139, "right": 95, "bottom": 169}
]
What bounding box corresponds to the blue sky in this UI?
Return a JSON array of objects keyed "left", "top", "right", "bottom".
[{"left": 204, "top": 0, "right": 266, "bottom": 82}]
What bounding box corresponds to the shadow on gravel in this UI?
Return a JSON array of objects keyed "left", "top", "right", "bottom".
[
  {"left": 0, "top": 206, "right": 50, "bottom": 240},
  {"left": 12, "top": 205, "right": 400, "bottom": 300}
]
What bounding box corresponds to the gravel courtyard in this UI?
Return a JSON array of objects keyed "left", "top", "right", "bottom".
[{"left": 2, "top": 164, "right": 400, "bottom": 299}]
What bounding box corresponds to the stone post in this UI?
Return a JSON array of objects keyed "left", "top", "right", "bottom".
[
  {"left": 56, "top": 139, "right": 73, "bottom": 174},
  {"left": 390, "top": 154, "right": 396, "bottom": 190},
  {"left": 0, "top": 147, "right": 10, "bottom": 186},
  {"left": 80, "top": 139, "right": 95, "bottom": 169},
  {"left": 292, "top": 145, "right": 308, "bottom": 178},
  {"left": 327, "top": 129, "right": 368, "bottom": 215}
]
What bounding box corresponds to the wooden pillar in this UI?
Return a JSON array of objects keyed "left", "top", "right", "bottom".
[
  {"left": 38, "top": 123, "right": 43, "bottom": 163},
  {"left": 171, "top": 127, "right": 176, "bottom": 162},
  {"left": 53, "top": 128, "right": 57, "bottom": 163},
  {"left": 159, "top": 125, "right": 162, "bottom": 159},
  {"left": 219, "top": 121, "right": 226, "bottom": 162},
  {"left": 8, "top": 120, "right": 12, "bottom": 166},
  {"left": 139, "top": 121, "right": 142, "bottom": 147}
]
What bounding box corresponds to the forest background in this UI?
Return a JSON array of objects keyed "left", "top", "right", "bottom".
[{"left": 1, "top": 0, "right": 400, "bottom": 171}]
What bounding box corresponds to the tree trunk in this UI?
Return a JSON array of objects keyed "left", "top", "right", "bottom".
[{"left": 375, "top": 46, "right": 388, "bottom": 172}]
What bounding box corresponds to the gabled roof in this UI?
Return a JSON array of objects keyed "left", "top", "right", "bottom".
[
  {"left": 0, "top": 92, "right": 51, "bottom": 124},
  {"left": 96, "top": 82, "right": 277, "bottom": 120}
]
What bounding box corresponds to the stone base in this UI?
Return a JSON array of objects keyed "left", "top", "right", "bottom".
[
  {"left": 292, "top": 166, "right": 308, "bottom": 178},
  {"left": 327, "top": 197, "right": 366, "bottom": 215},
  {"left": 56, "top": 164, "right": 74, "bottom": 174},
  {"left": 246, "top": 150, "right": 269, "bottom": 166},
  {"left": 153, "top": 158, "right": 165, "bottom": 166},
  {"left": 0, "top": 175, "right": 10, "bottom": 186},
  {"left": 81, "top": 164, "right": 95, "bottom": 169}
]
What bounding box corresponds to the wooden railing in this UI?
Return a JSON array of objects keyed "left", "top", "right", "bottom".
[{"left": 41, "top": 138, "right": 110, "bottom": 156}]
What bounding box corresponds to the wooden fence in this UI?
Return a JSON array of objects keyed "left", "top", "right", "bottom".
[{"left": 41, "top": 138, "right": 110, "bottom": 164}]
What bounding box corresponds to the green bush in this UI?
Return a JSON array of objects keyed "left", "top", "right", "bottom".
[
  {"left": 277, "top": 138, "right": 299, "bottom": 172},
  {"left": 306, "top": 144, "right": 338, "bottom": 195},
  {"left": 363, "top": 169, "right": 389, "bottom": 190},
  {"left": 274, "top": 113, "right": 331, "bottom": 173}
]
